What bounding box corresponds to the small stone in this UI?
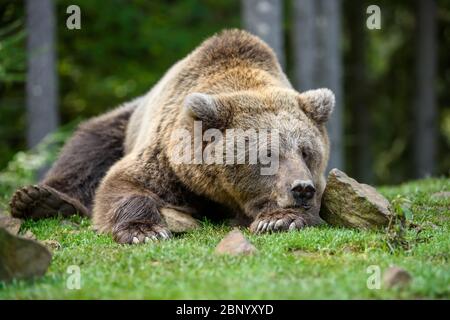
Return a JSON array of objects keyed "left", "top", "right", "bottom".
[
  {"left": 22, "top": 230, "right": 37, "bottom": 240},
  {"left": 150, "top": 260, "right": 161, "bottom": 266},
  {"left": 0, "top": 228, "right": 52, "bottom": 282},
  {"left": 431, "top": 191, "right": 450, "bottom": 199},
  {"left": 290, "top": 249, "right": 320, "bottom": 258},
  {"left": 0, "top": 216, "right": 22, "bottom": 235},
  {"left": 215, "top": 228, "right": 257, "bottom": 255},
  {"left": 341, "top": 245, "right": 361, "bottom": 253},
  {"left": 383, "top": 266, "right": 412, "bottom": 288},
  {"left": 320, "top": 169, "right": 393, "bottom": 230},
  {"left": 418, "top": 221, "right": 439, "bottom": 231},
  {"left": 160, "top": 208, "right": 200, "bottom": 233},
  {"left": 61, "top": 220, "right": 80, "bottom": 228},
  {"left": 41, "top": 240, "right": 62, "bottom": 251}
]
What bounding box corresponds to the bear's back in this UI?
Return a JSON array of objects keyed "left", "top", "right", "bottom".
[
  {"left": 125, "top": 29, "right": 289, "bottom": 154},
  {"left": 192, "top": 29, "right": 280, "bottom": 74}
]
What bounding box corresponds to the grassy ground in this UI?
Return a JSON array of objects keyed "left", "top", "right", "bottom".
[{"left": 0, "top": 176, "right": 449, "bottom": 299}]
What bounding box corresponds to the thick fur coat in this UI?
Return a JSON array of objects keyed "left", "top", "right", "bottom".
[{"left": 10, "top": 30, "right": 334, "bottom": 244}]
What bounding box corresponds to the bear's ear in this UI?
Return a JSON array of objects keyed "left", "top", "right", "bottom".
[
  {"left": 184, "top": 93, "right": 217, "bottom": 119},
  {"left": 183, "top": 92, "right": 225, "bottom": 127},
  {"left": 298, "top": 88, "right": 335, "bottom": 124}
]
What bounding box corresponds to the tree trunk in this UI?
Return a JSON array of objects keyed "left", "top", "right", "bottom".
[
  {"left": 242, "top": 0, "right": 285, "bottom": 68},
  {"left": 292, "top": 0, "right": 343, "bottom": 172},
  {"left": 26, "top": 0, "right": 59, "bottom": 149},
  {"left": 348, "top": 0, "right": 372, "bottom": 183},
  {"left": 292, "top": 0, "right": 315, "bottom": 91},
  {"left": 413, "top": 0, "right": 437, "bottom": 178}
]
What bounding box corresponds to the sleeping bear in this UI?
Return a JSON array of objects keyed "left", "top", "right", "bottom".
[{"left": 10, "top": 29, "right": 334, "bottom": 244}]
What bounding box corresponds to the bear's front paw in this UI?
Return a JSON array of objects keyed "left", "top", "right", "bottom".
[
  {"left": 112, "top": 222, "right": 172, "bottom": 244},
  {"left": 250, "top": 210, "right": 307, "bottom": 234}
]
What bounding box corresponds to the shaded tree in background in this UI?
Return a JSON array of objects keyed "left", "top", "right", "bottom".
[
  {"left": 347, "top": 0, "right": 372, "bottom": 183},
  {"left": 55, "top": 0, "right": 240, "bottom": 121},
  {"left": 292, "top": 0, "right": 344, "bottom": 171},
  {"left": 25, "top": 0, "right": 59, "bottom": 148},
  {"left": 0, "top": 2, "right": 26, "bottom": 169},
  {"left": 242, "top": 0, "right": 285, "bottom": 68},
  {"left": 0, "top": 0, "right": 449, "bottom": 184},
  {"left": 413, "top": 0, "right": 437, "bottom": 178}
]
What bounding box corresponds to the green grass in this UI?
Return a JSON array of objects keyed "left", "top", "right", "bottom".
[{"left": 0, "top": 177, "right": 449, "bottom": 299}]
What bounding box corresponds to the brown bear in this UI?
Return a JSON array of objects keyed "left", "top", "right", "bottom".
[{"left": 10, "top": 29, "right": 334, "bottom": 244}]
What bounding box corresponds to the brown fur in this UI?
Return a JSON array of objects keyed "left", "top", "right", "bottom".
[
  {"left": 10, "top": 30, "right": 333, "bottom": 244},
  {"left": 10, "top": 98, "right": 139, "bottom": 219}
]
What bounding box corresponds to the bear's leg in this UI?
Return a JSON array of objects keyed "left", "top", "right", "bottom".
[
  {"left": 93, "top": 156, "right": 172, "bottom": 244},
  {"left": 110, "top": 195, "right": 172, "bottom": 244},
  {"left": 9, "top": 99, "right": 140, "bottom": 219}
]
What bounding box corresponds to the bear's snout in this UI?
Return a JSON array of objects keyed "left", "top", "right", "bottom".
[{"left": 291, "top": 180, "right": 316, "bottom": 209}]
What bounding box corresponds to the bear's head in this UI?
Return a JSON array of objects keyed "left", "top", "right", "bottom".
[{"left": 169, "top": 87, "right": 334, "bottom": 223}]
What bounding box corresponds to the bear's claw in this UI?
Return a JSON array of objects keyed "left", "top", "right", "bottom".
[
  {"left": 113, "top": 223, "right": 172, "bottom": 245},
  {"left": 250, "top": 211, "right": 307, "bottom": 234}
]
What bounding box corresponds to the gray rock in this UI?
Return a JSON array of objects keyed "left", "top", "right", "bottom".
[
  {"left": 160, "top": 208, "right": 200, "bottom": 233},
  {"left": 320, "top": 169, "right": 393, "bottom": 229},
  {"left": 290, "top": 249, "right": 321, "bottom": 259},
  {"left": 215, "top": 228, "right": 257, "bottom": 255},
  {"left": 383, "top": 266, "right": 412, "bottom": 288},
  {"left": 0, "top": 216, "right": 22, "bottom": 235},
  {"left": 0, "top": 228, "right": 52, "bottom": 282},
  {"left": 61, "top": 220, "right": 80, "bottom": 229},
  {"left": 431, "top": 191, "right": 450, "bottom": 199},
  {"left": 22, "top": 230, "right": 37, "bottom": 240},
  {"left": 41, "top": 239, "right": 62, "bottom": 251}
]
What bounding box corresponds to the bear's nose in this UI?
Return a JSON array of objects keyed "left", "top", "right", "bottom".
[{"left": 291, "top": 180, "right": 316, "bottom": 201}]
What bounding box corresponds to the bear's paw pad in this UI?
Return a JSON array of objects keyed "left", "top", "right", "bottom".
[{"left": 9, "top": 185, "right": 78, "bottom": 219}]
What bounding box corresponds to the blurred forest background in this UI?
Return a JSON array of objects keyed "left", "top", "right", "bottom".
[{"left": 0, "top": 0, "right": 449, "bottom": 186}]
